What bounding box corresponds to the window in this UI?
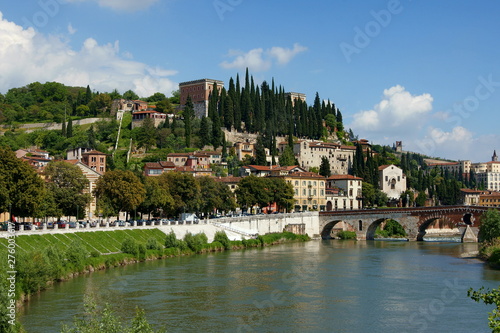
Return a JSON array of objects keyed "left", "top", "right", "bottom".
[
  {"left": 91, "top": 157, "right": 96, "bottom": 162},
  {"left": 295, "top": 181, "right": 299, "bottom": 186}
]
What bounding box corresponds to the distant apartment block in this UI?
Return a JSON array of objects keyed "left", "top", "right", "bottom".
[
  {"left": 428, "top": 151, "right": 500, "bottom": 191},
  {"left": 179, "top": 79, "right": 224, "bottom": 118},
  {"left": 16, "top": 148, "right": 52, "bottom": 171},
  {"left": 131, "top": 110, "right": 168, "bottom": 129}
]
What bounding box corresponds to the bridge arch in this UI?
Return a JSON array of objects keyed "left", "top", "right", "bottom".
[
  {"left": 366, "top": 218, "right": 408, "bottom": 241},
  {"left": 321, "top": 220, "right": 355, "bottom": 239}
]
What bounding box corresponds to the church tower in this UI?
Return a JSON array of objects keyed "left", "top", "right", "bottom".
[{"left": 493, "top": 150, "right": 498, "bottom": 162}]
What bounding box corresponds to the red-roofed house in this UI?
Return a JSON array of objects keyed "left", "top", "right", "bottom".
[
  {"left": 325, "top": 174, "right": 363, "bottom": 210},
  {"left": 144, "top": 161, "right": 176, "bottom": 176}
]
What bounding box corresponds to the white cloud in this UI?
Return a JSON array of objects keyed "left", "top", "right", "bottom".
[
  {"left": 350, "top": 85, "right": 433, "bottom": 137},
  {"left": 65, "top": 0, "right": 159, "bottom": 12},
  {"left": 67, "top": 23, "right": 76, "bottom": 35},
  {"left": 220, "top": 48, "right": 271, "bottom": 72},
  {"left": 413, "top": 126, "right": 475, "bottom": 160},
  {"left": 220, "top": 43, "right": 307, "bottom": 72},
  {"left": 0, "top": 12, "right": 177, "bottom": 97},
  {"left": 269, "top": 43, "right": 308, "bottom": 65}
]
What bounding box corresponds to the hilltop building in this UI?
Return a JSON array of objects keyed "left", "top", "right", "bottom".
[
  {"left": 282, "top": 140, "right": 355, "bottom": 175},
  {"left": 179, "top": 79, "right": 224, "bottom": 118}
]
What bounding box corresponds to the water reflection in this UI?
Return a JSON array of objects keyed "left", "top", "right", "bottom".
[{"left": 20, "top": 241, "right": 500, "bottom": 333}]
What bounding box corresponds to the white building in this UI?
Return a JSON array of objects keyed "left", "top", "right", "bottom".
[
  {"left": 325, "top": 174, "right": 363, "bottom": 210},
  {"left": 378, "top": 164, "right": 407, "bottom": 199}
]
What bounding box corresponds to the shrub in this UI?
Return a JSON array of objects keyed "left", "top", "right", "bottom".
[
  {"left": 121, "top": 238, "right": 139, "bottom": 256},
  {"left": 165, "top": 230, "right": 179, "bottom": 248},
  {"left": 146, "top": 238, "right": 163, "bottom": 251},
  {"left": 337, "top": 231, "right": 357, "bottom": 240},
  {"left": 184, "top": 232, "right": 208, "bottom": 253},
  {"left": 90, "top": 251, "right": 101, "bottom": 258},
  {"left": 213, "top": 231, "right": 230, "bottom": 250},
  {"left": 65, "top": 240, "right": 90, "bottom": 271}
]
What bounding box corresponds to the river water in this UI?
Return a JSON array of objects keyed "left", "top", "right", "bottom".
[{"left": 20, "top": 241, "right": 500, "bottom": 333}]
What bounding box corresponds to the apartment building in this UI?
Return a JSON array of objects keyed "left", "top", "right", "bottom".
[
  {"left": 282, "top": 171, "right": 326, "bottom": 211},
  {"left": 325, "top": 174, "right": 363, "bottom": 210}
]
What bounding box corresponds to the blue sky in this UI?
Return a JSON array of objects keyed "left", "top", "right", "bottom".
[{"left": 1, "top": 0, "right": 499, "bottom": 163}]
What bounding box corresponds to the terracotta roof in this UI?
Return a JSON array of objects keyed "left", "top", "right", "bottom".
[
  {"left": 461, "top": 189, "right": 483, "bottom": 194},
  {"left": 287, "top": 171, "right": 325, "bottom": 179},
  {"left": 327, "top": 174, "right": 363, "bottom": 180},
  {"left": 132, "top": 110, "right": 165, "bottom": 115},
  {"left": 215, "top": 176, "right": 241, "bottom": 183},
  {"left": 82, "top": 150, "right": 107, "bottom": 155},
  {"left": 145, "top": 161, "right": 176, "bottom": 169},
  {"left": 427, "top": 162, "right": 458, "bottom": 166},
  {"left": 378, "top": 164, "right": 402, "bottom": 171}
]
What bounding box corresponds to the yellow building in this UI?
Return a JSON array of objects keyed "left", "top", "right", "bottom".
[{"left": 283, "top": 171, "right": 326, "bottom": 211}]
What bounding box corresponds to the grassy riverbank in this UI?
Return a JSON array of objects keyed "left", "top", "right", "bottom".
[
  {"left": 478, "top": 238, "right": 500, "bottom": 268},
  {"left": 0, "top": 228, "right": 309, "bottom": 332}
]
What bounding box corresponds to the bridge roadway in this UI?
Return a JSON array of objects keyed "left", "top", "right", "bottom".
[{"left": 319, "top": 205, "right": 490, "bottom": 241}]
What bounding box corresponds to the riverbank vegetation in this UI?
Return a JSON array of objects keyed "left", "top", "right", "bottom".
[
  {"left": 478, "top": 209, "right": 500, "bottom": 268},
  {"left": 0, "top": 229, "right": 309, "bottom": 331}
]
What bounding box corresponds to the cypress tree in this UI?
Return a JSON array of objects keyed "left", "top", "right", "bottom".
[
  {"left": 85, "top": 85, "right": 92, "bottom": 104},
  {"left": 336, "top": 109, "right": 344, "bottom": 131},
  {"left": 61, "top": 116, "right": 66, "bottom": 137},
  {"left": 199, "top": 116, "right": 211, "bottom": 148},
  {"left": 184, "top": 95, "right": 194, "bottom": 147},
  {"left": 319, "top": 156, "right": 331, "bottom": 177},
  {"left": 66, "top": 117, "right": 73, "bottom": 138}
]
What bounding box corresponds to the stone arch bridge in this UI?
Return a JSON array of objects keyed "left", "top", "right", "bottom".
[{"left": 319, "top": 206, "right": 491, "bottom": 241}]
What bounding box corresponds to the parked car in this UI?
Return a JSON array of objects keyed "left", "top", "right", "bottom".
[
  {"left": 117, "top": 220, "right": 130, "bottom": 227},
  {"left": 68, "top": 221, "right": 81, "bottom": 228},
  {"left": 57, "top": 220, "right": 68, "bottom": 228}
]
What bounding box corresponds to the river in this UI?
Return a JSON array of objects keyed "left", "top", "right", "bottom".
[{"left": 19, "top": 241, "right": 500, "bottom": 333}]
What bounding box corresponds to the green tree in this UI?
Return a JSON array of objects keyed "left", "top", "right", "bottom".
[
  {"left": 183, "top": 95, "right": 194, "bottom": 147},
  {"left": 479, "top": 209, "right": 500, "bottom": 242},
  {"left": 158, "top": 172, "right": 200, "bottom": 215},
  {"left": 44, "top": 161, "right": 91, "bottom": 219},
  {"left": 319, "top": 156, "right": 331, "bottom": 177},
  {"left": 269, "top": 177, "right": 295, "bottom": 212},
  {"left": 0, "top": 147, "right": 46, "bottom": 219},
  {"left": 94, "top": 170, "right": 146, "bottom": 218},
  {"left": 198, "top": 116, "right": 211, "bottom": 148},
  {"left": 236, "top": 175, "right": 270, "bottom": 212},
  {"left": 66, "top": 117, "right": 73, "bottom": 138},
  {"left": 279, "top": 146, "right": 297, "bottom": 167},
  {"left": 138, "top": 176, "right": 174, "bottom": 219},
  {"left": 468, "top": 286, "right": 500, "bottom": 332},
  {"left": 123, "top": 89, "right": 139, "bottom": 101}
]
